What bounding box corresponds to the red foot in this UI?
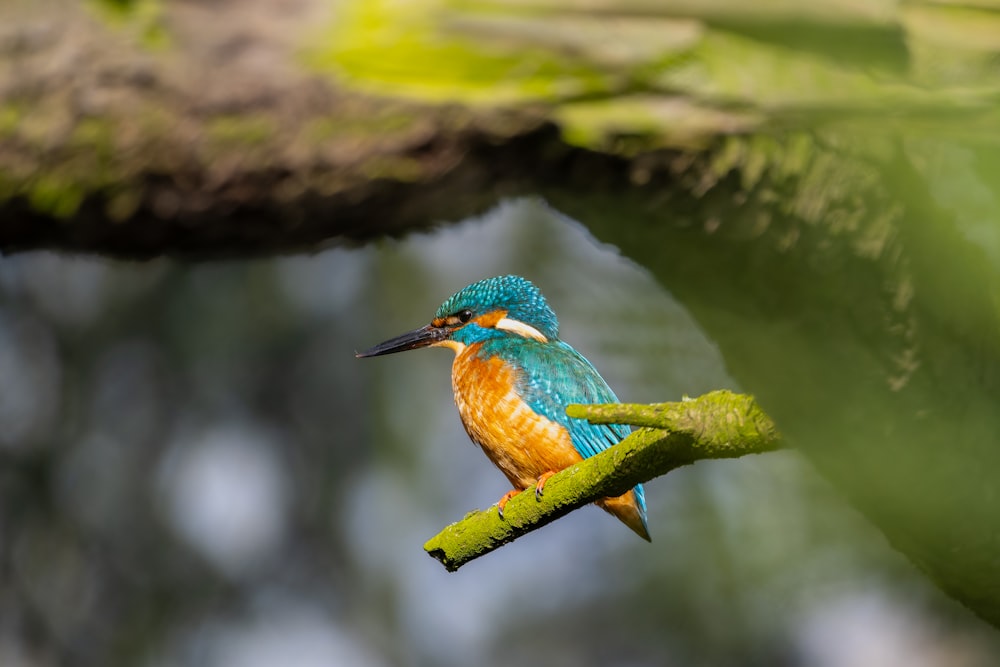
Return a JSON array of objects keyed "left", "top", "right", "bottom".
[
  {"left": 496, "top": 489, "right": 519, "bottom": 519},
  {"left": 534, "top": 471, "right": 556, "bottom": 500}
]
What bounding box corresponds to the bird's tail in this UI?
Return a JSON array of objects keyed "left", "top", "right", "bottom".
[{"left": 597, "top": 485, "right": 650, "bottom": 541}]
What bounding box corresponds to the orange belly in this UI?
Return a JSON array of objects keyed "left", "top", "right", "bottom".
[{"left": 451, "top": 346, "right": 583, "bottom": 490}]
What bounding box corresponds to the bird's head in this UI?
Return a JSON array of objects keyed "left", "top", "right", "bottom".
[{"left": 356, "top": 275, "right": 559, "bottom": 358}]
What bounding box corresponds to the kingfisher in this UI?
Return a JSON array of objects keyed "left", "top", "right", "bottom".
[{"left": 357, "top": 275, "right": 650, "bottom": 540}]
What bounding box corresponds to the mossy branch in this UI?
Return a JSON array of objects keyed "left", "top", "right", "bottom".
[{"left": 424, "top": 390, "right": 782, "bottom": 571}]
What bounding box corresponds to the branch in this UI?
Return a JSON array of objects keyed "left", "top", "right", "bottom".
[{"left": 424, "top": 390, "right": 782, "bottom": 571}]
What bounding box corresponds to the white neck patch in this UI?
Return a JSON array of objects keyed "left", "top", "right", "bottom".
[{"left": 495, "top": 317, "right": 548, "bottom": 343}]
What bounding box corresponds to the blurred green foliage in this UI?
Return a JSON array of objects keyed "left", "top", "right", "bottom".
[
  {"left": 88, "top": 0, "right": 169, "bottom": 49},
  {"left": 307, "top": 0, "right": 1000, "bottom": 150}
]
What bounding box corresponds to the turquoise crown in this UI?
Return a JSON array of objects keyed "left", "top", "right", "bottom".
[{"left": 436, "top": 275, "right": 560, "bottom": 341}]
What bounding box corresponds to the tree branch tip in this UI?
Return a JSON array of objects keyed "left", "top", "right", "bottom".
[{"left": 425, "top": 544, "right": 458, "bottom": 572}]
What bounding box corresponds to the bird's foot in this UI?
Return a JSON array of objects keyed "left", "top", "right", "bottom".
[
  {"left": 496, "top": 489, "right": 519, "bottom": 519},
  {"left": 534, "top": 471, "right": 556, "bottom": 501}
]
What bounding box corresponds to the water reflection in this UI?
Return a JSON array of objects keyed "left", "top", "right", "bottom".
[{"left": 0, "top": 199, "right": 996, "bottom": 666}]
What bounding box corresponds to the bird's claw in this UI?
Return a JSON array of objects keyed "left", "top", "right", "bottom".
[
  {"left": 496, "top": 489, "right": 519, "bottom": 519},
  {"left": 534, "top": 471, "right": 556, "bottom": 501},
  {"left": 496, "top": 472, "right": 556, "bottom": 520}
]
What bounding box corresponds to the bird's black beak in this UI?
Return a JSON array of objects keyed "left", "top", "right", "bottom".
[{"left": 356, "top": 324, "right": 450, "bottom": 358}]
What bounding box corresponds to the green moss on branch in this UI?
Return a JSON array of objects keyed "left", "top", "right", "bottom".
[{"left": 424, "top": 390, "right": 782, "bottom": 571}]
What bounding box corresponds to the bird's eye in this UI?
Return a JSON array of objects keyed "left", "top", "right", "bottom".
[{"left": 437, "top": 309, "right": 474, "bottom": 328}]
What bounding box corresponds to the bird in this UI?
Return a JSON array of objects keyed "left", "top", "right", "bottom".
[{"left": 356, "top": 275, "right": 650, "bottom": 541}]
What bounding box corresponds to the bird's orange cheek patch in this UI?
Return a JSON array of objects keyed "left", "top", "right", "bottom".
[{"left": 473, "top": 310, "right": 507, "bottom": 329}]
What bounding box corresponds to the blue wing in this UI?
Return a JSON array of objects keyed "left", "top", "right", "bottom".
[{"left": 480, "top": 339, "right": 647, "bottom": 516}]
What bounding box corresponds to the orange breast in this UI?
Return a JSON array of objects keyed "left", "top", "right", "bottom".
[{"left": 451, "top": 344, "right": 583, "bottom": 490}]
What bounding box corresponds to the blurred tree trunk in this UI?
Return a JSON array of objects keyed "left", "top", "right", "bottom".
[{"left": 0, "top": 0, "right": 572, "bottom": 256}]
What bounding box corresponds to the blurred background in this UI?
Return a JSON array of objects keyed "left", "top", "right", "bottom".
[
  {"left": 3, "top": 200, "right": 1000, "bottom": 666},
  {"left": 4, "top": 0, "right": 1000, "bottom": 665}
]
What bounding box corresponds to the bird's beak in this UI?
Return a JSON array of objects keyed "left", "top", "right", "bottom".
[{"left": 356, "top": 324, "right": 450, "bottom": 358}]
